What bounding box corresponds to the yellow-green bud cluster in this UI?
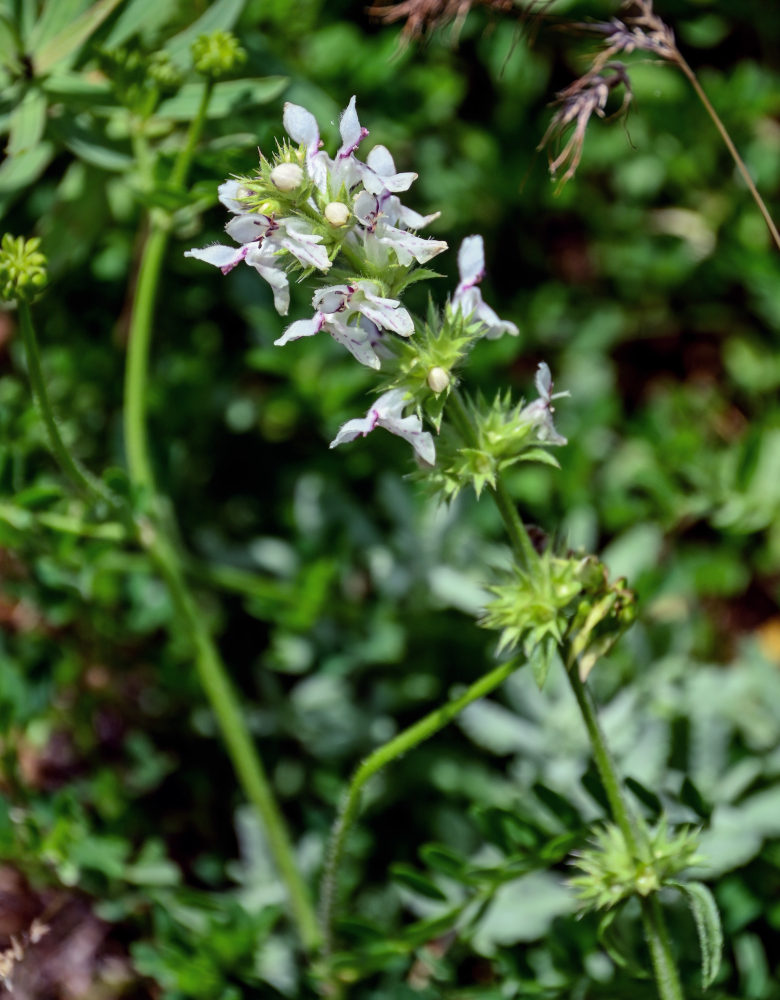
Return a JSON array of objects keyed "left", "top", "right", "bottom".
[
  {"left": 571, "top": 818, "right": 703, "bottom": 912},
  {"left": 0, "top": 235, "right": 48, "bottom": 303},
  {"left": 147, "top": 50, "right": 183, "bottom": 90},
  {"left": 191, "top": 30, "right": 246, "bottom": 78}
]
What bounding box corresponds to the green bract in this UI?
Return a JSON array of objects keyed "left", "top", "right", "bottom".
[
  {"left": 0, "top": 234, "right": 47, "bottom": 303},
  {"left": 571, "top": 818, "right": 703, "bottom": 911},
  {"left": 480, "top": 551, "right": 636, "bottom": 686}
]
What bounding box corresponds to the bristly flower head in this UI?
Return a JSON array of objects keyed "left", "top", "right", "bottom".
[
  {"left": 570, "top": 818, "right": 703, "bottom": 912},
  {"left": 426, "top": 362, "right": 568, "bottom": 502}
]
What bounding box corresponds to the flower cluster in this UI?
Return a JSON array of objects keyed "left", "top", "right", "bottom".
[
  {"left": 186, "top": 98, "right": 556, "bottom": 466},
  {"left": 0, "top": 235, "right": 47, "bottom": 303}
]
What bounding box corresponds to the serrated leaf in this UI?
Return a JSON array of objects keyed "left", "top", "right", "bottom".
[
  {"left": 669, "top": 880, "right": 723, "bottom": 989},
  {"left": 156, "top": 76, "right": 287, "bottom": 121},
  {"left": 34, "top": 0, "right": 123, "bottom": 74},
  {"left": 390, "top": 863, "right": 447, "bottom": 901},
  {"left": 164, "top": 0, "right": 244, "bottom": 66},
  {"left": 6, "top": 85, "right": 47, "bottom": 155}
]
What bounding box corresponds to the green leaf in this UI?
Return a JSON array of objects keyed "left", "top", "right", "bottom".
[
  {"left": 103, "top": 0, "right": 178, "bottom": 47},
  {"left": 0, "top": 13, "right": 21, "bottom": 72},
  {"left": 680, "top": 777, "right": 712, "bottom": 820},
  {"left": 0, "top": 142, "right": 54, "bottom": 197},
  {"left": 625, "top": 776, "right": 663, "bottom": 820},
  {"left": 389, "top": 863, "right": 447, "bottom": 901},
  {"left": 49, "top": 117, "right": 133, "bottom": 170},
  {"left": 6, "top": 86, "right": 47, "bottom": 155},
  {"left": 164, "top": 0, "right": 245, "bottom": 66},
  {"left": 28, "top": 0, "right": 90, "bottom": 53},
  {"left": 41, "top": 72, "right": 114, "bottom": 104},
  {"left": 533, "top": 782, "right": 582, "bottom": 830},
  {"left": 156, "top": 76, "right": 287, "bottom": 121},
  {"left": 669, "top": 880, "right": 723, "bottom": 989},
  {"left": 419, "top": 843, "right": 467, "bottom": 880},
  {"left": 33, "top": 0, "right": 123, "bottom": 74}
]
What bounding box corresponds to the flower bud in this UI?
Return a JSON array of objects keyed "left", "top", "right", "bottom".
[
  {"left": 270, "top": 162, "right": 304, "bottom": 192},
  {"left": 324, "top": 202, "right": 350, "bottom": 228},
  {"left": 427, "top": 366, "right": 450, "bottom": 393},
  {"left": 0, "top": 235, "right": 48, "bottom": 303},
  {"left": 191, "top": 30, "right": 246, "bottom": 78}
]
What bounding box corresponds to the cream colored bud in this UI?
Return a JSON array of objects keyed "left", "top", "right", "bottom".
[
  {"left": 270, "top": 162, "right": 304, "bottom": 192},
  {"left": 324, "top": 201, "right": 350, "bottom": 227},
  {"left": 427, "top": 366, "right": 450, "bottom": 393}
]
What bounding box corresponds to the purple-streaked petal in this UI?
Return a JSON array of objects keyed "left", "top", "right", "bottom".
[
  {"left": 246, "top": 251, "right": 290, "bottom": 315},
  {"left": 327, "top": 319, "right": 381, "bottom": 369},
  {"left": 276, "top": 223, "right": 331, "bottom": 271},
  {"left": 225, "top": 214, "right": 273, "bottom": 244},
  {"left": 338, "top": 95, "right": 369, "bottom": 159},
  {"left": 313, "top": 285, "right": 351, "bottom": 313},
  {"left": 378, "top": 225, "right": 448, "bottom": 265},
  {"left": 184, "top": 243, "right": 248, "bottom": 274},
  {"left": 274, "top": 314, "right": 324, "bottom": 346},
  {"left": 330, "top": 412, "right": 378, "bottom": 448}
]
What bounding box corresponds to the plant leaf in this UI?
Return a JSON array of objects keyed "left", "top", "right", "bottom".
[
  {"left": 34, "top": 0, "right": 123, "bottom": 74},
  {"left": 156, "top": 77, "right": 287, "bottom": 121},
  {"left": 6, "top": 85, "right": 47, "bottom": 155},
  {"left": 103, "top": 0, "right": 178, "bottom": 47},
  {"left": 163, "top": 0, "right": 245, "bottom": 66},
  {"left": 389, "top": 863, "right": 447, "bottom": 901},
  {"left": 669, "top": 880, "right": 723, "bottom": 989}
]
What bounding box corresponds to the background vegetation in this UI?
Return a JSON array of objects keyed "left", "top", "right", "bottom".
[{"left": 1, "top": 0, "right": 779, "bottom": 996}]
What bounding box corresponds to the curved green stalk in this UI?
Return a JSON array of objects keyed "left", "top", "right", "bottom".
[
  {"left": 320, "top": 655, "right": 523, "bottom": 954},
  {"left": 672, "top": 52, "right": 780, "bottom": 253},
  {"left": 18, "top": 301, "right": 116, "bottom": 508},
  {"left": 641, "top": 895, "right": 685, "bottom": 1000},
  {"left": 121, "top": 79, "right": 320, "bottom": 951},
  {"left": 147, "top": 528, "right": 321, "bottom": 952}
]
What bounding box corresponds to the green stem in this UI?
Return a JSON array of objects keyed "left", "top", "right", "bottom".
[
  {"left": 146, "top": 528, "right": 321, "bottom": 952},
  {"left": 641, "top": 895, "right": 685, "bottom": 1000},
  {"left": 566, "top": 664, "right": 639, "bottom": 853},
  {"left": 120, "top": 78, "right": 320, "bottom": 951},
  {"left": 673, "top": 52, "right": 780, "bottom": 252},
  {"left": 320, "top": 655, "right": 523, "bottom": 954},
  {"left": 447, "top": 388, "right": 537, "bottom": 573},
  {"left": 0, "top": 502, "right": 128, "bottom": 541},
  {"left": 17, "top": 301, "right": 115, "bottom": 508}
]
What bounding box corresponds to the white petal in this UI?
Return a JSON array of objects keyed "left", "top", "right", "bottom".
[
  {"left": 276, "top": 229, "right": 331, "bottom": 271},
  {"left": 274, "top": 315, "right": 324, "bottom": 346},
  {"left": 330, "top": 412, "right": 378, "bottom": 448},
  {"left": 379, "top": 225, "right": 448, "bottom": 265},
  {"left": 338, "top": 95, "right": 368, "bottom": 157},
  {"left": 458, "top": 235, "right": 485, "bottom": 285},
  {"left": 313, "top": 285, "right": 350, "bottom": 313},
  {"left": 372, "top": 388, "right": 409, "bottom": 420},
  {"left": 367, "top": 145, "right": 396, "bottom": 176},
  {"left": 283, "top": 102, "right": 320, "bottom": 154},
  {"left": 394, "top": 202, "right": 440, "bottom": 230},
  {"left": 353, "top": 191, "right": 379, "bottom": 227},
  {"left": 184, "top": 243, "right": 247, "bottom": 273},
  {"left": 379, "top": 412, "right": 436, "bottom": 465},
  {"left": 225, "top": 214, "right": 272, "bottom": 244},
  {"left": 535, "top": 362, "right": 553, "bottom": 400},
  {"left": 218, "top": 180, "right": 247, "bottom": 214},
  {"left": 327, "top": 319, "right": 381, "bottom": 369},
  {"left": 247, "top": 252, "right": 290, "bottom": 315}
]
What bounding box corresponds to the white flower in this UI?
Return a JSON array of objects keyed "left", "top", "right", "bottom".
[
  {"left": 330, "top": 389, "right": 435, "bottom": 464},
  {"left": 274, "top": 280, "right": 414, "bottom": 368},
  {"left": 354, "top": 191, "right": 447, "bottom": 267},
  {"left": 452, "top": 235, "right": 518, "bottom": 339},
  {"left": 521, "top": 362, "right": 569, "bottom": 445},
  {"left": 283, "top": 95, "right": 368, "bottom": 194},
  {"left": 184, "top": 183, "right": 331, "bottom": 315}
]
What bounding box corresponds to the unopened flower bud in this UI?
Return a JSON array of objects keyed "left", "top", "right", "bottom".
[
  {"left": 270, "top": 162, "right": 304, "bottom": 192},
  {"left": 324, "top": 202, "right": 350, "bottom": 228},
  {"left": 191, "top": 30, "right": 246, "bottom": 78},
  {"left": 0, "top": 235, "right": 48, "bottom": 303},
  {"left": 427, "top": 366, "right": 450, "bottom": 393}
]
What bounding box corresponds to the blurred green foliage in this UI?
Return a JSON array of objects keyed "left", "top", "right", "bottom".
[{"left": 1, "top": 0, "right": 780, "bottom": 996}]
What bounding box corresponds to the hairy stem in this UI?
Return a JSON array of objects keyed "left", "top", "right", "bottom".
[
  {"left": 641, "top": 895, "right": 685, "bottom": 1000},
  {"left": 320, "top": 655, "right": 523, "bottom": 954},
  {"left": 121, "top": 80, "right": 320, "bottom": 951},
  {"left": 673, "top": 52, "right": 780, "bottom": 252}
]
